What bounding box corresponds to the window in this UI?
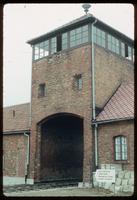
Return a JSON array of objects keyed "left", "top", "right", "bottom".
[
  {"left": 121, "top": 43, "right": 134, "bottom": 61},
  {"left": 114, "top": 136, "right": 127, "bottom": 161},
  {"left": 33, "top": 37, "right": 57, "bottom": 61},
  {"left": 108, "top": 34, "right": 120, "bottom": 54},
  {"left": 70, "top": 25, "right": 88, "bottom": 48},
  {"left": 74, "top": 74, "right": 82, "bottom": 90},
  {"left": 125, "top": 44, "right": 133, "bottom": 61},
  {"left": 127, "top": 46, "right": 132, "bottom": 60},
  {"left": 33, "top": 40, "right": 49, "bottom": 60},
  {"left": 38, "top": 83, "right": 46, "bottom": 97},
  {"left": 13, "top": 110, "right": 15, "bottom": 117},
  {"left": 51, "top": 37, "right": 57, "bottom": 54},
  {"left": 62, "top": 32, "right": 68, "bottom": 50},
  {"left": 93, "top": 27, "right": 106, "bottom": 48}
]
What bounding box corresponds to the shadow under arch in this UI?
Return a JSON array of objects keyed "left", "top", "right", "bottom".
[
  {"left": 37, "top": 112, "right": 83, "bottom": 126},
  {"left": 38, "top": 112, "right": 84, "bottom": 182}
]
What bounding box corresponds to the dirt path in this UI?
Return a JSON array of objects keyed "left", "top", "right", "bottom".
[{"left": 3, "top": 186, "right": 132, "bottom": 197}]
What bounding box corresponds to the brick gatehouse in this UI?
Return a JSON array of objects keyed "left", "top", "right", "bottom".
[{"left": 3, "top": 11, "right": 134, "bottom": 189}]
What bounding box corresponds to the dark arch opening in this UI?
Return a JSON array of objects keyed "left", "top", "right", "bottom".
[{"left": 40, "top": 113, "right": 83, "bottom": 182}]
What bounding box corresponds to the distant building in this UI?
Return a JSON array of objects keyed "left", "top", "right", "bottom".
[{"left": 3, "top": 11, "right": 134, "bottom": 188}]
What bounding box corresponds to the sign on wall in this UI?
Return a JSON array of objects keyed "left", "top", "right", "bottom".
[{"left": 95, "top": 169, "right": 115, "bottom": 183}]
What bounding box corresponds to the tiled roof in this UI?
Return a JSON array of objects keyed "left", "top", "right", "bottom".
[
  {"left": 3, "top": 103, "right": 31, "bottom": 133},
  {"left": 96, "top": 82, "right": 134, "bottom": 122}
]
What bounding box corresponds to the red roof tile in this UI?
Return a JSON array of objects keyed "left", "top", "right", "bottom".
[
  {"left": 3, "top": 103, "right": 31, "bottom": 132},
  {"left": 96, "top": 82, "right": 134, "bottom": 121}
]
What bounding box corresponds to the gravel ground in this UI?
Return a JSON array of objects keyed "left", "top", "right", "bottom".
[{"left": 3, "top": 186, "right": 133, "bottom": 197}]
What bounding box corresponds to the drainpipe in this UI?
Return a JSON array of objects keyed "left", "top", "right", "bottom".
[
  {"left": 91, "top": 19, "right": 98, "bottom": 169},
  {"left": 24, "top": 132, "right": 30, "bottom": 184},
  {"left": 94, "top": 123, "right": 98, "bottom": 168}
]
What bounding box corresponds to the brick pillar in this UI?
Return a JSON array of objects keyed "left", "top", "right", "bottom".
[
  {"left": 83, "top": 116, "right": 93, "bottom": 183},
  {"left": 29, "top": 123, "right": 42, "bottom": 182},
  {"left": 28, "top": 124, "right": 36, "bottom": 180},
  {"left": 34, "top": 125, "right": 41, "bottom": 181}
]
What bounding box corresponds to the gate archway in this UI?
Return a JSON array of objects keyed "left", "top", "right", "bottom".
[{"left": 39, "top": 113, "right": 83, "bottom": 182}]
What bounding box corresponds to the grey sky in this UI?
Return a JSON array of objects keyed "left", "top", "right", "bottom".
[{"left": 3, "top": 4, "right": 134, "bottom": 107}]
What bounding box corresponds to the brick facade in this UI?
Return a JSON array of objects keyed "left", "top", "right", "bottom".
[
  {"left": 30, "top": 45, "right": 93, "bottom": 182},
  {"left": 29, "top": 43, "right": 133, "bottom": 182},
  {"left": 3, "top": 103, "right": 30, "bottom": 178},
  {"left": 3, "top": 15, "right": 134, "bottom": 185},
  {"left": 3, "top": 134, "right": 28, "bottom": 177},
  {"left": 98, "top": 120, "right": 134, "bottom": 170},
  {"left": 95, "top": 45, "right": 134, "bottom": 107}
]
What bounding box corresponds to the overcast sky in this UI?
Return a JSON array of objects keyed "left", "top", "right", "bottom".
[{"left": 3, "top": 3, "right": 134, "bottom": 107}]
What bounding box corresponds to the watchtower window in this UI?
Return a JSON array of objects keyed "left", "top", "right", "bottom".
[
  {"left": 70, "top": 25, "right": 88, "bottom": 48},
  {"left": 93, "top": 26, "right": 106, "bottom": 48},
  {"left": 33, "top": 40, "right": 49, "bottom": 60},
  {"left": 108, "top": 34, "right": 120, "bottom": 54},
  {"left": 38, "top": 83, "right": 46, "bottom": 97},
  {"left": 121, "top": 42, "right": 125, "bottom": 57},
  {"left": 51, "top": 37, "right": 57, "bottom": 54},
  {"left": 62, "top": 32, "right": 68, "bottom": 50}
]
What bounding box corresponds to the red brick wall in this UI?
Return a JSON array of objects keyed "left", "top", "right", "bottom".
[
  {"left": 30, "top": 43, "right": 134, "bottom": 182},
  {"left": 30, "top": 45, "right": 93, "bottom": 182},
  {"left": 98, "top": 120, "right": 134, "bottom": 170},
  {"left": 95, "top": 45, "right": 134, "bottom": 107},
  {"left": 3, "top": 134, "right": 27, "bottom": 177}
]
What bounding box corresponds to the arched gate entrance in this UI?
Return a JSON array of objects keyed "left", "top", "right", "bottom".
[{"left": 39, "top": 113, "right": 83, "bottom": 182}]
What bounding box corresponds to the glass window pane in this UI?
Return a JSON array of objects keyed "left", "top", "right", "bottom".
[
  {"left": 70, "top": 29, "right": 75, "bottom": 36},
  {"left": 75, "top": 34, "right": 81, "bottom": 40},
  {"left": 102, "top": 39, "right": 105, "bottom": 48},
  {"left": 93, "top": 27, "right": 106, "bottom": 48},
  {"left": 62, "top": 32, "right": 68, "bottom": 50},
  {"left": 76, "top": 27, "right": 81, "bottom": 34},
  {"left": 51, "top": 37, "right": 57, "bottom": 54},
  {"left": 93, "top": 26, "right": 96, "bottom": 35},
  {"left": 70, "top": 24, "right": 89, "bottom": 48},
  {"left": 115, "top": 136, "right": 127, "bottom": 160},
  {"left": 128, "top": 46, "right": 132, "bottom": 60},
  {"left": 70, "top": 35, "right": 75, "bottom": 41},
  {"left": 82, "top": 25, "right": 88, "bottom": 31},
  {"left": 82, "top": 31, "right": 88, "bottom": 37},
  {"left": 115, "top": 137, "right": 120, "bottom": 144},
  {"left": 121, "top": 42, "right": 125, "bottom": 57},
  {"left": 108, "top": 42, "right": 111, "bottom": 50},
  {"left": 62, "top": 32, "right": 67, "bottom": 39},
  {"left": 78, "top": 77, "right": 82, "bottom": 90},
  {"left": 62, "top": 44, "right": 67, "bottom": 50},
  {"left": 102, "top": 31, "right": 105, "bottom": 39},
  {"left": 35, "top": 54, "right": 39, "bottom": 60},
  {"left": 116, "top": 153, "right": 121, "bottom": 160},
  {"left": 107, "top": 35, "right": 120, "bottom": 55},
  {"left": 44, "top": 40, "right": 49, "bottom": 47},
  {"left": 108, "top": 35, "right": 111, "bottom": 42},
  {"left": 82, "top": 37, "right": 88, "bottom": 43}
]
